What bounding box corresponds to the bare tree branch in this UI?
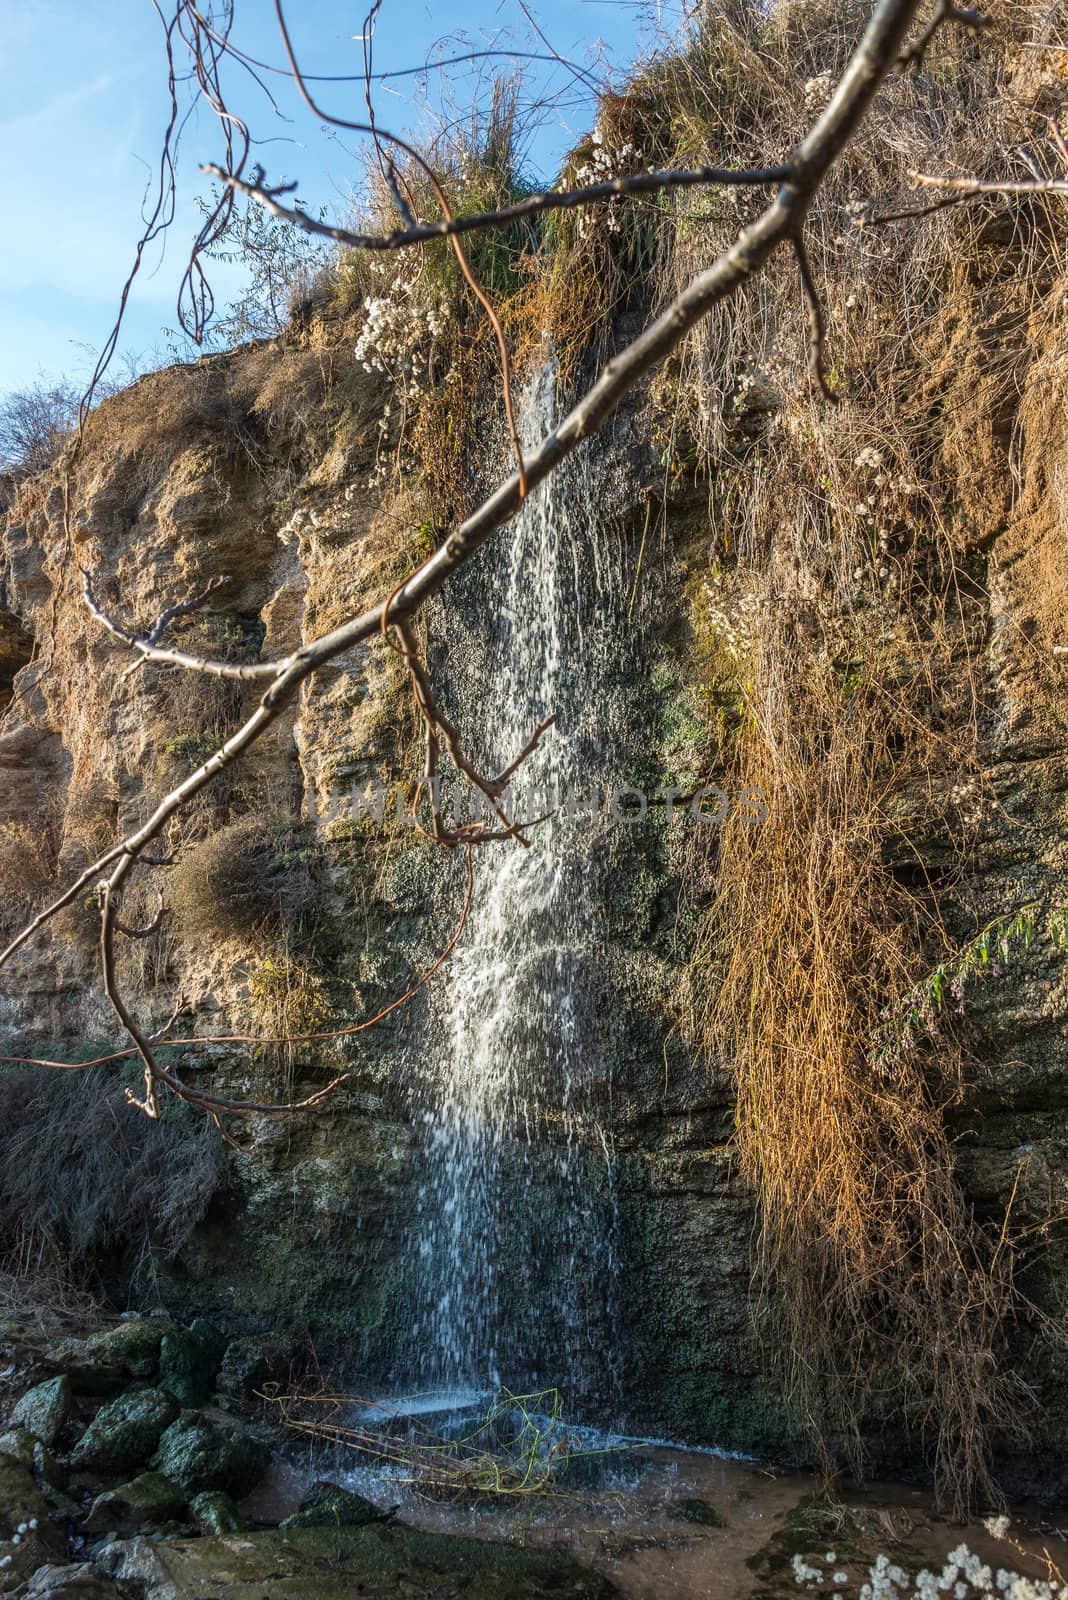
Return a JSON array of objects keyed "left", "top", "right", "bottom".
[
  {"left": 84, "top": 570, "right": 279, "bottom": 682},
  {"left": 793, "top": 232, "right": 838, "bottom": 404},
  {"left": 203, "top": 159, "right": 796, "bottom": 252},
  {"left": 899, "top": 0, "right": 991, "bottom": 68}
]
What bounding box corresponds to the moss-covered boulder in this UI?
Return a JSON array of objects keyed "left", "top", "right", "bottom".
[
  {"left": 86, "top": 1320, "right": 170, "bottom": 1380},
  {"left": 70, "top": 1387, "right": 179, "bottom": 1475},
  {"left": 216, "top": 1336, "right": 290, "bottom": 1400},
  {"left": 159, "top": 1322, "right": 225, "bottom": 1407},
  {"left": 188, "top": 1489, "right": 241, "bottom": 1535},
  {"left": 149, "top": 1413, "right": 267, "bottom": 1497},
  {"left": 281, "top": 1480, "right": 382, "bottom": 1529},
  {"left": 99, "top": 1524, "right": 616, "bottom": 1598},
  {"left": 11, "top": 1376, "right": 71, "bottom": 1447},
  {"left": 85, "top": 1470, "right": 187, "bottom": 1534}
]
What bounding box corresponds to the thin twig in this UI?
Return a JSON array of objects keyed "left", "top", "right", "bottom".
[{"left": 793, "top": 232, "right": 838, "bottom": 403}]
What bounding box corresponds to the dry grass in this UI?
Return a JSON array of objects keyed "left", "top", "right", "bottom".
[
  {"left": 0, "top": 815, "right": 59, "bottom": 938},
  {"left": 689, "top": 627, "right": 1019, "bottom": 1514},
  {"left": 656, "top": 0, "right": 1068, "bottom": 1512},
  {"left": 262, "top": 1384, "right": 617, "bottom": 1500},
  {"left": 0, "top": 1064, "right": 227, "bottom": 1278}
]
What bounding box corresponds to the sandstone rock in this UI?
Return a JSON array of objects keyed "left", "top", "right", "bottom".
[
  {"left": 149, "top": 1413, "right": 266, "bottom": 1498},
  {"left": 70, "top": 1388, "right": 179, "bottom": 1475},
  {"left": 84, "top": 1471, "right": 186, "bottom": 1535},
  {"left": 12, "top": 1376, "right": 71, "bottom": 1447}
]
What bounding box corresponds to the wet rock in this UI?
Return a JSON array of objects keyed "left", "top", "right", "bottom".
[
  {"left": 158, "top": 1323, "right": 225, "bottom": 1407},
  {"left": 84, "top": 1471, "right": 187, "bottom": 1535},
  {"left": 149, "top": 1413, "right": 266, "bottom": 1497},
  {"left": 188, "top": 1489, "right": 240, "bottom": 1535},
  {"left": 99, "top": 1524, "right": 616, "bottom": 1598},
  {"left": 14, "top": 1562, "right": 123, "bottom": 1598},
  {"left": 69, "top": 1388, "right": 179, "bottom": 1475},
  {"left": 216, "top": 1336, "right": 291, "bottom": 1400},
  {"left": 671, "top": 1495, "right": 724, "bottom": 1526},
  {"left": 281, "top": 1480, "right": 382, "bottom": 1529},
  {"left": 11, "top": 1377, "right": 71, "bottom": 1447}
]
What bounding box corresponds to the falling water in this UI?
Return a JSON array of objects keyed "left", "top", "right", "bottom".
[{"left": 408, "top": 360, "right": 623, "bottom": 1402}]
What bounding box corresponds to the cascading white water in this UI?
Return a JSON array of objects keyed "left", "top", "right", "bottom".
[{"left": 409, "top": 361, "right": 621, "bottom": 1399}]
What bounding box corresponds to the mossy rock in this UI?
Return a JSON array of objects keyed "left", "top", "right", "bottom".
[
  {"left": 149, "top": 1413, "right": 267, "bottom": 1497},
  {"left": 85, "top": 1471, "right": 187, "bottom": 1534},
  {"left": 188, "top": 1489, "right": 241, "bottom": 1535},
  {"left": 216, "top": 1335, "right": 290, "bottom": 1400},
  {"left": 281, "top": 1480, "right": 382, "bottom": 1529},
  {"left": 11, "top": 1376, "right": 71, "bottom": 1447},
  {"left": 671, "top": 1496, "right": 724, "bottom": 1526},
  {"left": 70, "top": 1387, "right": 179, "bottom": 1475},
  {"left": 99, "top": 1523, "right": 616, "bottom": 1598},
  {"left": 0, "top": 1450, "right": 51, "bottom": 1537},
  {"left": 86, "top": 1321, "right": 171, "bottom": 1379},
  {"left": 159, "top": 1322, "right": 225, "bottom": 1407}
]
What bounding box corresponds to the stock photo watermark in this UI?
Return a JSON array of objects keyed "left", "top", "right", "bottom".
[{"left": 308, "top": 779, "right": 769, "bottom": 830}]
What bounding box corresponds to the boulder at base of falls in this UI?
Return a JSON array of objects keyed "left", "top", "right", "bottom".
[
  {"left": 97, "top": 1524, "right": 617, "bottom": 1599},
  {"left": 281, "top": 1480, "right": 383, "bottom": 1529},
  {"left": 84, "top": 1471, "right": 187, "bottom": 1534},
  {"left": 11, "top": 1377, "right": 72, "bottom": 1448},
  {"left": 216, "top": 1336, "right": 292, "bottom": 1401},
  {"left": 188, "top": 1489, "right": 241, "bottom": 1535},
  {"left": 149, "top": 1413, "right": 267, "bottom": 1498},
  {"left": 69, "top": 1388, "right": 179, "bottom": 1476}
]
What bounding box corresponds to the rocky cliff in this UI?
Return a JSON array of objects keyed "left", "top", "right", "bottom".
[{"left": 1, "top": 0, "right": 1067, "bottom": 1507}]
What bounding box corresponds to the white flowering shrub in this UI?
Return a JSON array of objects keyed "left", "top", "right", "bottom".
[{"left": 791, "top": 1530, "right": 1068, "bottom": 1600}]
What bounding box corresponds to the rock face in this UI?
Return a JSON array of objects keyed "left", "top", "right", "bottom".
[{"left": 0, "top": 219, "right": 1066, "bottom": 1498}]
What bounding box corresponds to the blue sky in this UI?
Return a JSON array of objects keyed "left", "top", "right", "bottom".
[{"left": 0, "top": 1, "right": 659, "bottom": 397}]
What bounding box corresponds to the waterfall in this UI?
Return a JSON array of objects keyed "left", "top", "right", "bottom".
[{"left": 407, "top": 360, "right": 622, "bottom": 1404}]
